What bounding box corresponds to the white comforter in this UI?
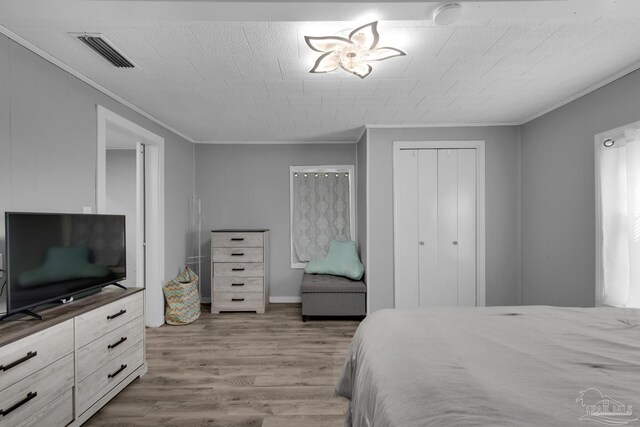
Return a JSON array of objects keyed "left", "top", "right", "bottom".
[{"left": 336, "top": 306, "right": 640, "bottom": 426}]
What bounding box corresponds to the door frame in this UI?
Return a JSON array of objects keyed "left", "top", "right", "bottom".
[
  {"left": 392, "top": 140, "right": 486, "bottom": 307},
  {"left": 96, "top": 105, "right": 166, "bottom": 327}
]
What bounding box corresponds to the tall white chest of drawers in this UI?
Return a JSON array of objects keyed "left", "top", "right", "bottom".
[{"left": 211, "top": 230, "right": 270, "bottom": 314}]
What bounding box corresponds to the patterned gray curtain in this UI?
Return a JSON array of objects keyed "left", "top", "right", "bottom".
[{"left": 292, "top": 172, "right": 351, "bottom": 262}]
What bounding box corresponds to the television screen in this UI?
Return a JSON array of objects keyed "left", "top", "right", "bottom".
[{"left": 5, "top": 212, "right": 126, "bottom": 314}]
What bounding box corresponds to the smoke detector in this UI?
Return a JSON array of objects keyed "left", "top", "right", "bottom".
[{"left": 433, "top": 3, "right": 465, "bottom": 26}]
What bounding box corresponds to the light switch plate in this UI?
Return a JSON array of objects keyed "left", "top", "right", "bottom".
[{"left": 83, "top": 206, "right": 92, "bottom": 214}]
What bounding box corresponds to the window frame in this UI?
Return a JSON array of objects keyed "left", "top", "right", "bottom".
[{"left": 289, "top": 165, "right": 356, "bottom": 269}]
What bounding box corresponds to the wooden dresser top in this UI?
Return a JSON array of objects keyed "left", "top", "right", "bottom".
[{"left": 0, "top": 287, "right": 143, "bottom": 347}]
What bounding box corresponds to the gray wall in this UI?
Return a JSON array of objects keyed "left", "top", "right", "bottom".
[
  {"left": 0, "top": 35, "right": 194, "bottom": 313},
  {"left": 194, "top": 143, "right": 357, "bottom": 300},
  {"left": 356, "top": 130, "right": 367, "bottom": 281},
  {"left": 367, "top": 126, "right": 521, "bottom": 312},
  {"left": 106, "top": 149, "right": 137, "bottom": 288},
  {"left": 520, "top": 69, "right": 640, "bottom": 307}
]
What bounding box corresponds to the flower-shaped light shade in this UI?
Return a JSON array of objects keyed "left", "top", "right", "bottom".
[{"left": 304, "top": 21, "right": 406, "bottom": 79}]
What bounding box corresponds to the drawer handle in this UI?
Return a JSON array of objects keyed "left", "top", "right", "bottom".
[
  {"left": 230, "top": 237, "right": 244, "bottom": 241},
  {"left": 107, "top": 309, "right": 127, "bottom": 320},
  {"left": 1, "top": 391, "right": 37, "bottom": 417},
  {"left": 108, "top": 364, "right": 128, "bottom": 379},
  {"left": 232, "top": 268, "right": 245, "bottom": 271},
  {"left": 232, "top": 297, "right": 245, "bottom": 302},
  {"left": 0, "top": 351, "right": 37, "bottom": 372},
  {"left": 231, "top": 283, "right": 245, "bottom": 287},
  {"left": 108, "top": 336, "right": 128, "bottom": 350},
  {"left": 231, "top": 253, "right": 245, "bottom": 256}
]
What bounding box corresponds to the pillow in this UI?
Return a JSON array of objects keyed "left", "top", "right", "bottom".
[{"left": 305, "top": 240, "right": 364, "bottom": 280}]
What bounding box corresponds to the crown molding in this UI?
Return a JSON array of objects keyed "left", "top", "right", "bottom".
[
  {"left": 0, "top": 24, "right": 195, "bottom": 143},
  {"left": 364, "top": 122, "right": 520, "bottom": 129},
  {"left": 355, "top": 125, "right": 367, "bottom": 142},
  {"left": 195, "top": 140, "right": 356, "bottom": 144}
]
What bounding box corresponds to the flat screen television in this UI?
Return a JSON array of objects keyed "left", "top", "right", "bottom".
[{"left": 4, "top": 212, "right": 126, "bottom": 318}]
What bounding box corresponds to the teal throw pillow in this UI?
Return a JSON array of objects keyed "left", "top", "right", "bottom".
[{"left": 305, "top": 240, "right": 364, "bottom": 280}]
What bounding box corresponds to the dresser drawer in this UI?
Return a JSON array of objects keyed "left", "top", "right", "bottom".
[
  {"left": 214, "top": 292, "right": 263, "bottom": 310},
  {"left": 212, "top": 232, "right": 263, "bottom": 248},
  {"left": 0, "top": 353, "right": 73, "bottom": 426},
  {"left": 212, "top": 247, "right": 263, "bottom": 262},
  {"left": 0, "top": 320, "right": 73, "bottom": 391},
  {"left": 213, "top": 277, "right": 263, "bottom": 293},
  {"left": 16, "top": 388, "right": 73, "bottom": 427},
  {"left": 213, "top": 262, "right": 264, "bottom": 277},
  {"left": 75, "top": 291, "right": 144, "bottom": 348},
  {"left": 77, "top": 315, "right": 145, "bottom": 381},
  {"left": 77, "top": 339, "right": 144, "bottom": 415}
]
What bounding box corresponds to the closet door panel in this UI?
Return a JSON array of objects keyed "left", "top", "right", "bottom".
[
  {"left": 418, "top": 149, "right": 439, "bottom": 307},
  {"left": 396, "top": 150, "right": 420, "bottom": 309},
  {"left": 436, "top": 149, "right": 459, "bottom": 306},
  {"left": 458, "top": 149, "right": 477, "bottom": 307}
]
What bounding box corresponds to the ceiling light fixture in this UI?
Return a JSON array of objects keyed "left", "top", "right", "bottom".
[
  {"left": 304, "top": 21, "right": 406, "bottom": 79},
  {"left": 433, "top": 3, "right": 465, "bottom": 26}
]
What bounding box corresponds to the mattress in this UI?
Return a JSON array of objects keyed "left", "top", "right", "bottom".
[{"left": 336, "top": 306, "right": 640, "bottom": 426}]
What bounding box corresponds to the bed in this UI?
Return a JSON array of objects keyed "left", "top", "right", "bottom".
[{"left": 336, "top": 306, "right": 640, "bottom": 426}]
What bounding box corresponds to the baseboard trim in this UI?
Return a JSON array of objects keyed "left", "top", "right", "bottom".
[{"left": 269, "top": 296, "right": 302, "bottom": 303}]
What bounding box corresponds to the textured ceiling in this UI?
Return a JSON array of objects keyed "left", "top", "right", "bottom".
[{"left": 1, "top": 1, "right": 640, "bottom": 142}]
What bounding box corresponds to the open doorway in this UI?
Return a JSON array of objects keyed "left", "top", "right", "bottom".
[
  {"left": 96, "top": 106, "right": 165, "bottom": 327},
  {"left": 105, "top": 127, "right": 143, "bottom": 289}
]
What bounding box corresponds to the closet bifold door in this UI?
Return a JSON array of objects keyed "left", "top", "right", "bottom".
[
  {"left": 428, "top": 149, "right": 477, "bottom": 307},
  {"left": 456, "top": 149, "right": 477, "bottom": 307},
  {"left": 396, "top": 149, "right": 420, "bottom": 309},
  {"left": 417, "top": 149, "right": 439, "bottom": 307},
  {"left": 396, "top": 147, "right": 477, "bottom": 309},
  {"left": 436, "top": 149, "right": 458, "bottom": 306}
]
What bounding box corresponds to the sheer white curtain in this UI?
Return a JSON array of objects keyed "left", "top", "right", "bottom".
[
  {"left": 292, "top": 172, "right": 351, "bottom": 263},
  {"left": 600, "top": 128, "right": 640, "bottom": 307}
]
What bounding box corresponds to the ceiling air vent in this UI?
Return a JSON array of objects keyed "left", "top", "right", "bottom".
[{"left": 75, "top": 34, "right": 135, "bottom": 68}]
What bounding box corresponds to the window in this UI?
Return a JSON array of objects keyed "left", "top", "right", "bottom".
[
  {"left": 290, "top": 165, "right": 356, "bottom": 268},
  {"left": 596, "top": 125, "right": 640, "bottom": 307}
]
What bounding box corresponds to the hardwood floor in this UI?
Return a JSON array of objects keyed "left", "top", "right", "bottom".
[{"left": 86, "top": 304, "right": 360, "bottom": 427}]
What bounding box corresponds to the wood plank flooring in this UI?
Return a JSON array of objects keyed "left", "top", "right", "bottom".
[{"left": 86, "top": 304, "right": 360, "bottom": 427}]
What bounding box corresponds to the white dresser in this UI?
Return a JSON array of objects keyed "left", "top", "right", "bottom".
[
  {"left": 211, "top": 230, "right": 270, "bottom": 314},
  {"left": 0, "top": 288, "right": 146, "bottom": 426}
]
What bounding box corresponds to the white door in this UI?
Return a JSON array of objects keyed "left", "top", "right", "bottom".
[
  {"left": 135, "top": 142, "right": 145, "bottom": 289},
  {"left": 396, "top": 148, "right": 477, "bottom": 308},
  {"left": 396, "top": 150, "right": 420, "bottom": 309}
]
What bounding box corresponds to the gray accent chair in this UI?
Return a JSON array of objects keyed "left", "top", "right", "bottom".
[{"left": 301, "top": 273, "right": 366, "bottom": 321}]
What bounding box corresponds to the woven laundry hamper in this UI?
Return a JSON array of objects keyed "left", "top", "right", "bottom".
[{"left": 163, "top": 266, "right": 201, "bottom": 325}]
